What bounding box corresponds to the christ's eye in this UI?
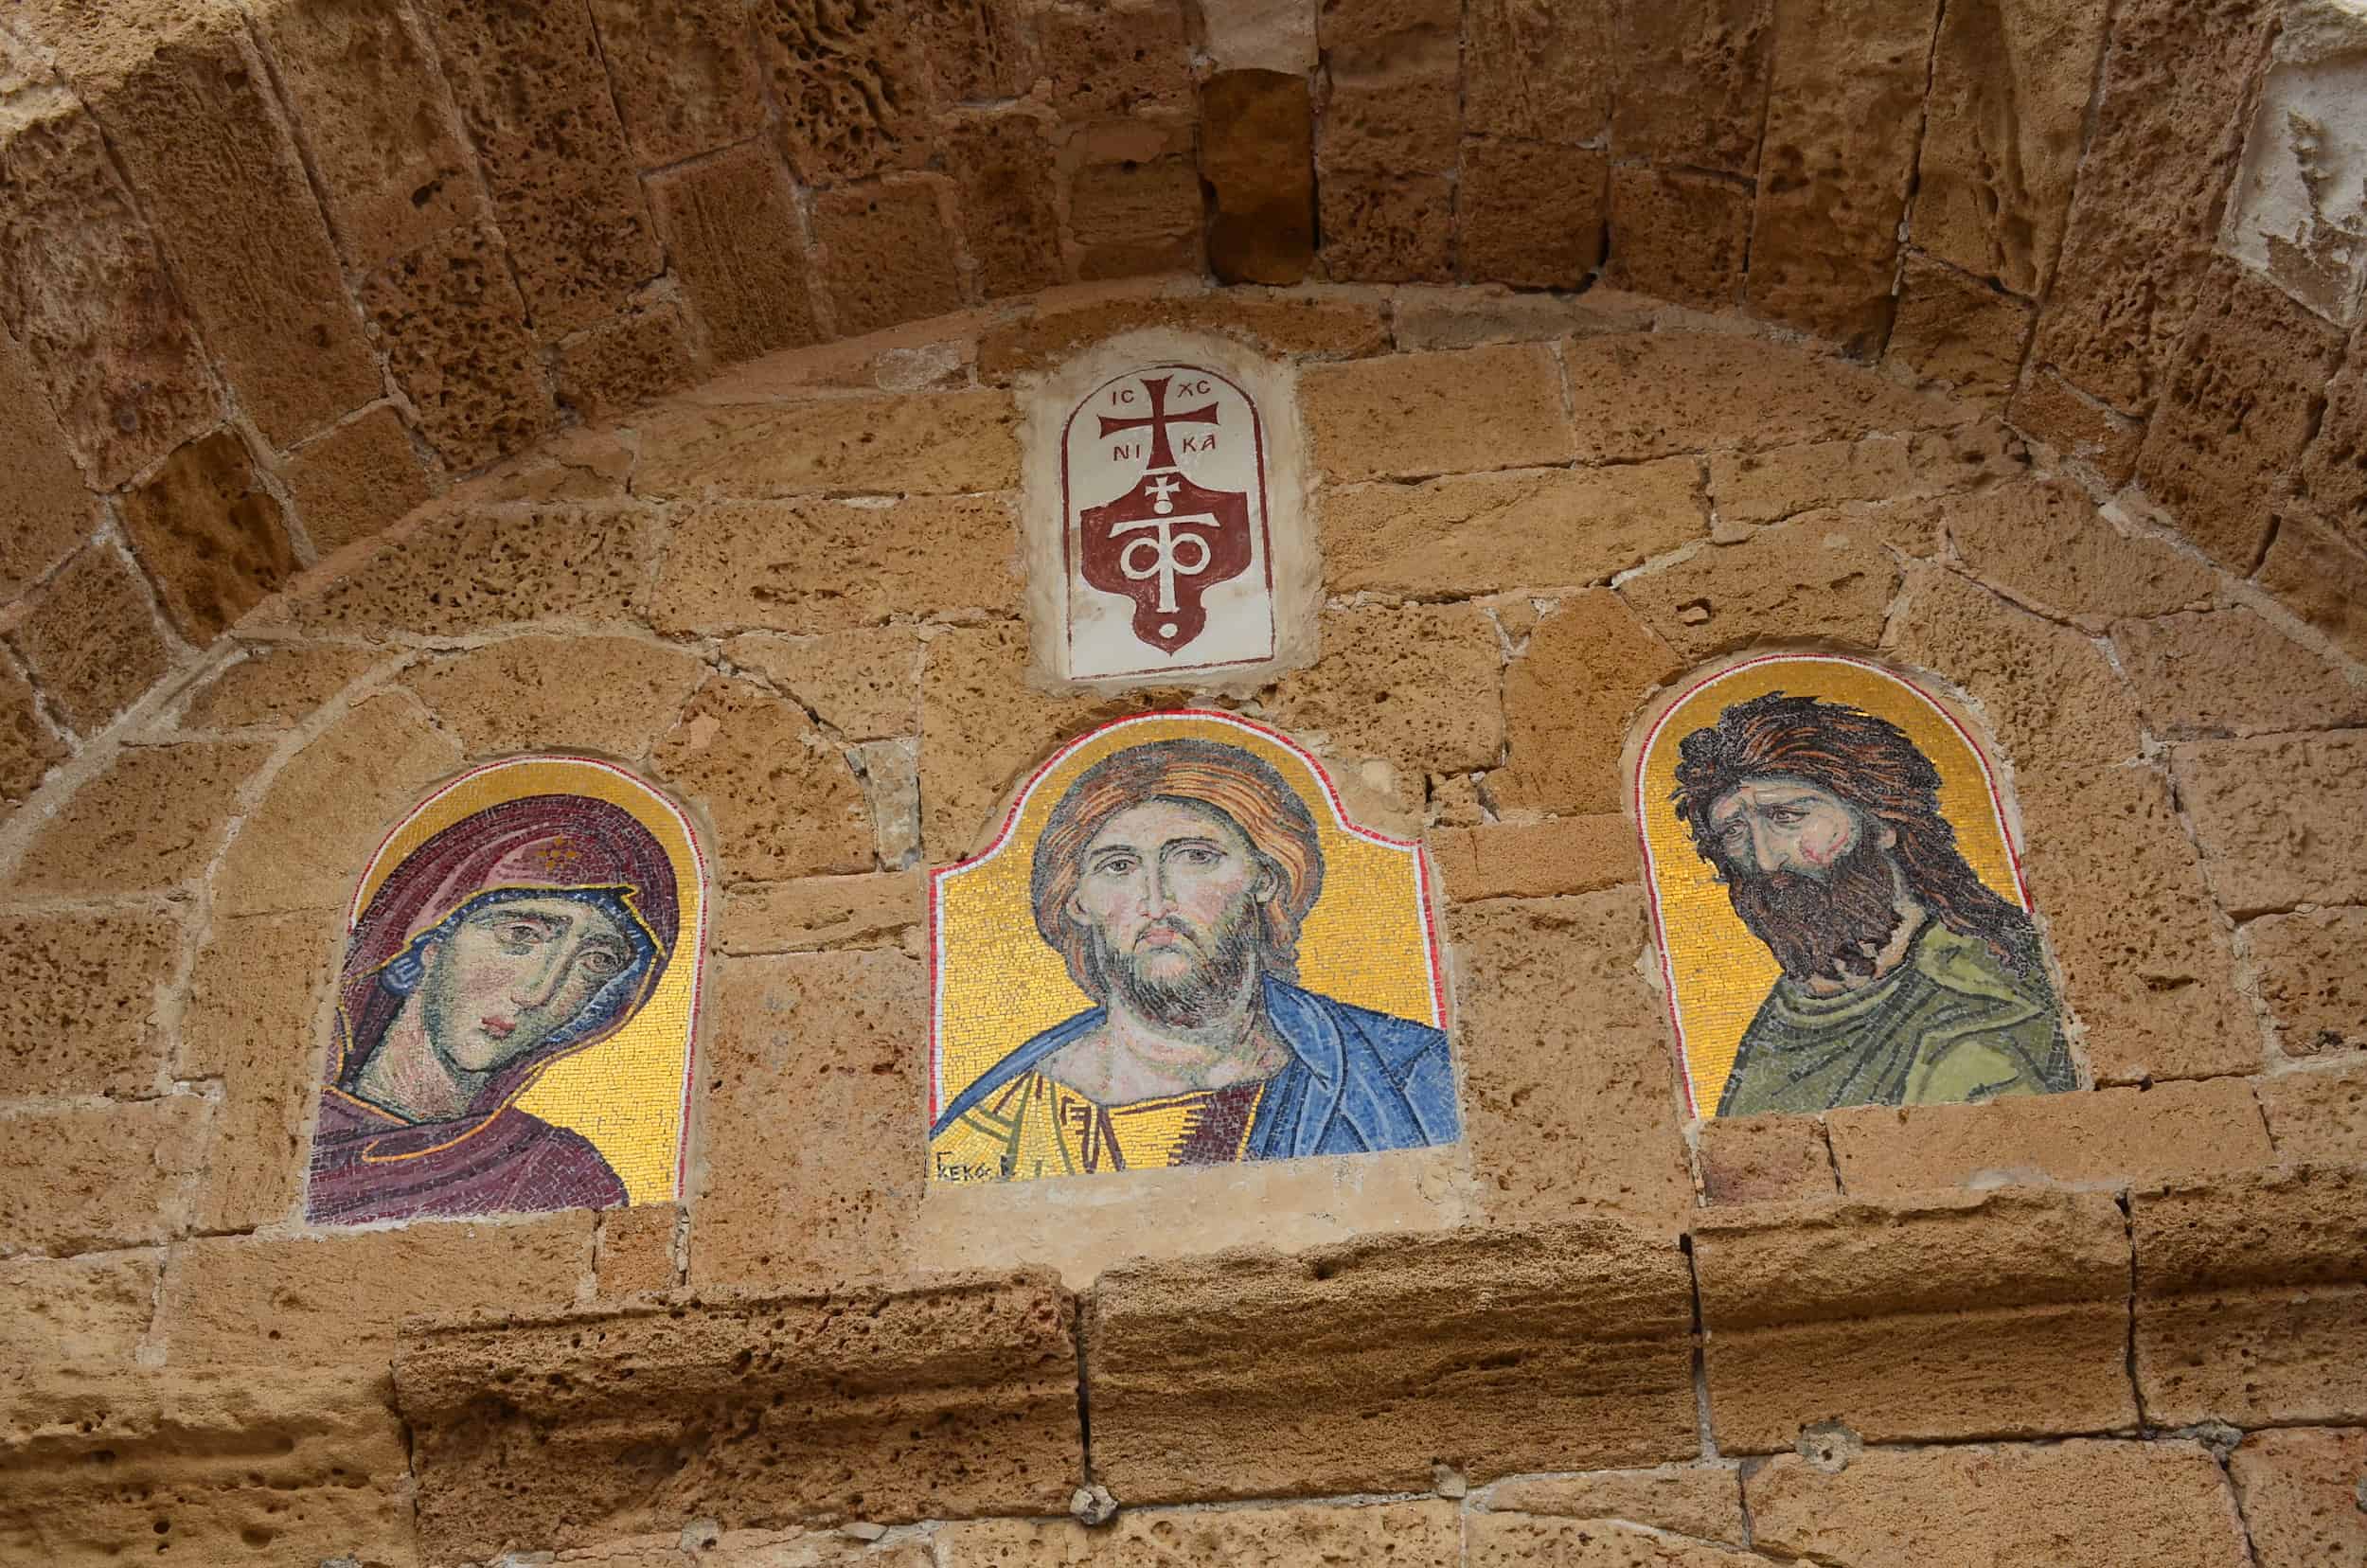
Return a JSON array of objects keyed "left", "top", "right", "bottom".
[
  {"left": 1096, "top": 855, "right": 1140, "bottom": 877},
  {"left": 1174, "top": 846, "right": 1219, "bottom": 866}
]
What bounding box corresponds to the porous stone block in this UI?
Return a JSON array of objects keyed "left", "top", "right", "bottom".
[
  {"left": 2175, "top": 732, "right": 2367, "bottom": 915},
  {"left": 397, "top": 1274, "right": 1080, "bottom": 1557},
  {"left": 0, "top": 1251, "right": 158, "bottom": 1366},
  {"left": 1458, "top": 139, "right": 1607, "bottom": 291},
  {"left": 1825, "top": 1079, "right": 2275, "bottom": 1196},
  {"left": 2258, "top": 510, "right": 2367, "bottom": 665},
  {"left": 632, "top": 391, "right": 1020, "bottom": 499},
  {"left": 750, "top": 0, "right": 930, "bottom": 181},
  {"left": 1562, "top": 332, "right": 1960, "bottom": 462},
  {"left": 2249, "top": 908, "right": 2367, "bottom": 1060},
  {"left": 280, "top": 406, "right": 436, "bottom": 558},
  {"left": 813, "top": 175, "right": 968, "bottom": 338},
  {"left": 2007, "top": 365, "right": 2145, "bottom": 485},
  {"left": 2301, "top": 350, "right": 2367, "bottom": 550},
  {"left": 1608, "top": 166, "right": 1751, "bottom": 310},
  {"left": 0, "top": 909, "right": 177, "bottom": 1099},
  {"left": 646, "top": 141, "right": 824, "bottom": 366},
  {"left": 1746, "top": 1440, "right": 2254, "bottom": 1567},
  {"left": 0, "top": 661, "right": 66, "bottom": 803},
  {"left": 8, "top": 740, "right": 268, "bottom": 898},
  {"left": 2133, "top": 1163, "right": 2367, "bottom": 1427},
  {"left": 1465, "top": 0, "right": 1611, "bottom": 142},
  {"left": 556, "top": 301, "right": 699, "bottom": 422},
  {"left": 945, "top": 1499, "right": 1460, "bottom": 1567},
  {"left": 1194, "top": 0, "right": 1319, "bottom": 73},
  {"left": 1449, "top": 890, "right": 1697, "bottom": 1231},
  {"left": 945, "top": 109, "right": 1064, "bottom": 299},
  {"left": 456, "top": 423, "right": 636, "bottom": 507},
  {"left": 1427, "top": 816, "right": 1635, "bottom": 903},
  {"left": 1035, "top": 0, "right": 1192, "bottom": 121},
  {"left": 0, "top": 1095, "right": 208, "bottom": 1256},
  {"left": 1913, "top": 0, "right": 2109, "bottom": 296},
  {"left": 405, "top": 634, "right": 707, "bottom": 761},
  {"left": 1708, "top": 437, "right": 1909, "bottom": 530},
  {"left": 1493, "top": 591, "right": 1680, "bottom": 816},
  {"left": 1886, "top": 255, "right": 2034, "bottom": 401},
  {"left": 1202, "top": 70, "right": 1315, "bottom": 286},
  {"left": 687, "top": 949, "right": 921, "bottom": 1285},
  {"left": 653, "top": 676, "right": 872, "bottom": 881},
  {"left": 1315, "top": 0, "right": 1458, "bottom": 172},
  {"left": 0, "top": 320, "right": 95, "bottom": 601},
  {"left": 1265, "top": 602, "right": 1503, "bottom": 775},
  {"left": 719, "top": 871, "right": 925, "bottom": 954},
  {"left": 1087, "top": 1220, "right": 1698, "bottom": 1501},
  {"left": 915, "top": 0, "right": 1032, "bottom": 99},
  {"left": 1317, "top": 169, "right": 1452, "bottom": 282},
  {"left": 1611, "top": 0, "right": 1774, "bottom": 174},
  {"left": 1940, "top": 479, "right": 2216, "bottom": 632},
  {"left": 2118, "top": 608, "right": 2367, "bottom": 739},
  {"left": 1619, "top": 519, "right": 1896, "bottom": 661},
  {"left": 2229, "top": 1427, "right": 2367, "bottom": 1568},
  {"left": 1744, "top": 0, "right": 1937, "bottom": 352},
  {"left": 587, "top": 0, "right": 767, "bottom": 168},
  {"left": 362, "top": 224, "right": 561, "bottom": 469},
  {"left": 172, "top": 645, "right": 383, "bottom": 731},
  {"left": 975, "top": 290, "right": 1389, "bottom": 381},
  {"left": 1698, "top": 1113, "right": 1839, "bottom": 1204},
  {"left": 2256, "top": 1063, "right": 2367, "bottom": 1162},
  {"left": 2137, "top": 262, "right": 2347, "bottom": 572},
  {"left": 8, "top": 543, "right": 170, "bottom": 734},
  {"left": 915, "top": 622, "right": 1112, "bottom": 862},
  {"left": 1301, "top": 343, "right": 1573, "bottom": 481},
  {"left": 1066, "top": 130, "right": 1204, "bottom": 280},
  {"left": 594, "top": 1202, "right": 680, "bottom": 1297},
  {"left": 178, "top": 907, "right": 332, "bottom": 1233},
  {"left": 650, "top": 494, "right": 1020, "bottom": 635},
  {"left": 116, "top": 429, "right": 294, "bottom": 643},
  {"left": 1485, "top": 1464, "right": 1745, "bottom": 1541},
  {"left": 723, "top": 627, "right": 921, "bottom": 741}
]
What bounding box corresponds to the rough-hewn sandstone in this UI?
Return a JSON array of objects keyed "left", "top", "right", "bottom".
[
  {"left": 1619, "top": 521, "right": 1897, "bottom": 661},
  {"left": 8, "top": 740, "right": 268, "bottom": 898},
  {"left": 362, "top": 224, "right": 561, "bottom": 469},
  {"left": 7, "top": 543, "right": 170, "bottom": 734},
  {"left": 2248, "top": 909, "right": 2367, "bottom": 1060},
  {"left": 1302, "top": 344, "right": 1574, "bottom": 481},
  {"left": 0, "top": 1095, "right": 209, "bottom": 1256},
  {"left": 279, "top": 407, "right": 437, "bottom": 558},
  {"left": 1264, "top": 603, "right": 1504, "bottom": 775},
  {"left": 719, "top": 871, "right": 925, "bottom": 955},
  {"left": 652, "top": 678, "right": 873, "bottom": 882},
  {"left": 633, "top": 392, "right": 1020, "bottom": 499},
  {"left": 1608, "top": 166, "right": 1752, "bottom": 310},
  {"left": 2228, "top": 1426, "right": 2367, "bottom": 1568},
  {"left": 2116, "top": 608, "right": 2367, "bottom": 739},
  {"left": 0, "top": 908, "right": 176, "bottom": 1099},
  {"left": 1427, "top": 817, "right": 1635, "bottom": 904},
  {"left": 116, "top": 430, "right": 294, "bottom": 644},
  {"left": 723, "top": 628, "right": 922, "bottom": 741},
  {"left": 1493, "top": 592, "right": 1680, "bottom": 816},
  {"left": 2255, "top": 1063, "right": 2367, "bottom": 1162},
  {"left": 178, "top": 907, "right": 328, "bottom": 1232},
  {"left": 945, "top": 1499, "right": 1460, "bottom": 1568},
  {"left": 1697, "top": 1113, "right": 1840, "bottom": 1204},
  {"left": 1940, "top": 481, "right": 2218, "bottom": 632},
  {"left": 2175, "top": 732, "right": 2367, "bottom": 915},
  {"left": 1562, "top": 333, "right": 1960, "bottom": 461},
  {"left": 645, "top": 142, "right": 825, "bottom": 366},
  {"left": 405, "top": 635, "right": 707, "bottom": 761}
]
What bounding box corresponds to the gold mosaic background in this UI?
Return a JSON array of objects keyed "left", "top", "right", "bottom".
[
  {"left": 355, "top": 757, "right": 705, "bottom": 1203},
  {"left": 1637, "top": 658, "right": 2028, "bottom": 1116}
]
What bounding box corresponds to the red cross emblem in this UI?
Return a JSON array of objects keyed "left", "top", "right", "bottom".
[{"left": 1077, "top": 374, "right": 1253, "bottom": 654}]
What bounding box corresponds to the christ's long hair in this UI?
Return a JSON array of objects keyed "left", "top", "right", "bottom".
[
  {"left": 1030, "top": 737, "right": 1326, "bottom": 996},
  {"left": 1670, "top": 691, "right": 2036, "bottom": 971}
]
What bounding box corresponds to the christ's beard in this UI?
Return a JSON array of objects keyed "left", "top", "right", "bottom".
[
  {"left": 1724, "top": 833, "right": 1908, "bottom": 983},
  {"left": 1089, "top": 908, "right": 1258, "bottom": 1029}
]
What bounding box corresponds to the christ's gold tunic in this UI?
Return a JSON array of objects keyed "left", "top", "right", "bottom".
[{"left": 930, "top": 1070, "right": 1267, "bottom": 1184}]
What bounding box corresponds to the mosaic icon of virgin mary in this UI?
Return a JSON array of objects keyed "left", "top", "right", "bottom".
[{"left": 306, "top": 793, "right": 679, "bottom": 1224}]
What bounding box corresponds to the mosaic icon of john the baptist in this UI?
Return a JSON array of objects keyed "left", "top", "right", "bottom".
[
  {"left": 932, "top": 724, "right": 1459, "bottom": 1181},
  {"left": 1672, "top": 690, "right": 2075, "bottom": 1116}
]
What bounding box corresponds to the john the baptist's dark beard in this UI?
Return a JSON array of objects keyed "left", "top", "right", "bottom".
[
  {"left": 1085, "top": 902, "right": 1259, "bottom": 1028},
  {"left": 1722, "top": 831, "right": 1907, "bottom": 983}
]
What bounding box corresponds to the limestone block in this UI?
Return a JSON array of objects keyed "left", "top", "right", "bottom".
[
  {"left": 1610, "top": 0, "right": 1773, "bottom": 175},
  {"left": 1035, "top": 0, "right": 1192, "bottom": 121},
  {"left": 945, "top": 1499, "right": 1458, "bottom": 1567},
  {"left": 418, "top": 0, "right": 663, "bottom": 338},
  {"left": 1885, "top": 255, "right": 2034, "bottom": 401},
  {"left": 0, "top": 86, "right": 216, "bottom": 488},
  {"left": 1315, "top": 0, "right": 1458, "bottom": 172},
  {"left": 253, "top": 0, "right": 481, "bottom": 271},
  {"left": 650, "top": 676, "right": 872, "bottom": 881},
  {"left": 1316, "top": 169, "right": 1452, "bottom": 282},
  {"left": 915, "top": 0, "right": 1033, "bottom": 100},
  {"left": 595, "top": 1202, "right": 681, "bottom": 1297},
  {"left": 632, "top": 391, "right": 1021, "bottom": 499},
  {"left": 0, "top": 1251, "right": 157, "bottom": 1366},
  {"left": 1465, "top": 0, "right": 1611, "bottom": 143},
  {"left": 2036, "top": 0, "right": 2279, "bottom": 411},
  {"left": 0, "top": 321, "right": 94, "bottom": 601},
  {"left": 945, "top": 109, "right": 1064, "bottom": 300},
  {"left": 1608, "top": 166, "right": 1752, "bottom": 311},
  {"left": 161, "top": 1213, "right": 595, "bottom": 1365},
  {"left": 719, "top": 872, "right": 926, "bottom": 955},
  {"left": 2258, "top": 510, "right": 2367, "bottom": 665},
  {"left": 8, "top": 740, "right": 268, "bottom": 898},
  {"left": 281, "top": 406, "right": 436, "bottom": 559},
  {"left": 2133, "top": 1163, "right": 2367, "bottom": 1426},
  {"left": 2256, "top": 1062, "right": 2367, "bottom": 1161},
  {"left": 915, "top": 622, "right": 1112, "bottom": 863},
  {"left": 1192, "top": 0, "right": 1318, "bottom": 73},
  {"left": 1941, "top": 479, "right": 2217, "bottom": 632},
  {"left": 1693, "top": 1188, "right": 2135, "bottom": 1450},
  {"left": 116, "top": 429, "right": 294, "bottom": 642},
  {"left": 2175, "top": 732, "right": 2367, "bottom": 914},
  {"left": 976, "top": 291, "right": 1388, "bottom": 381},
  {"left": 813, "top": 176, "right": 968, "bottom": 338},
  {"left": 2301, "top": 349, "right": 2367, "bottom": 550},
  {"left": 8, "top": 543, "right": 170, "bottom": 734},
  {"left": 2137, "top": 262, "right": 2347, "bottom": 571},
  {"left": 0, "top": 661, "right": 66, "bottom": 803},
  {"left": 454, "top": 423, "right": 637, "bottom": 508},
  {"left": 2229, "top": 1427, "right": 2367, "bottom": 1568},
  {"left": 1825, "top": 1079, "right": 2275, "bottom": 1196},
  {"left": 1427, "top": 816, "right": 1635, "bottom": 903},
  {"left": 557, "top": 302, "right": 699, "bottom": 423},
  {"left": 178, "top": 906, "right": 333, "bottom": 1232},
  {"left": 723, "top": 628, "right": 922, "bottom": 741},
  {"left": 361, "top": 224, "right": 561, "bottom": 470},
  {"left": 1086, "top": 1220, "right": 1698, "bottom": 1500},
  {"left": 1265, "top": 602, "right": 1503, "bottom": 775},
  {"left": 1698, "top": 1113, "right": 1839, "bottom": 1204},
  {"left": 404, "top": 635, "right": 706, "bottom": 762},
  {"left": 2250, "top": 908, "right": 2367, "bottom": 1059},
  {"left": 586, "top": 0, "right": 768, "bottom": 169},
  {"left": 2221, "top": 0, "right": 2367, "bottom": 324},
  {"left": 645, "top": 142, "right": 824, "bottom": 367},
  {"left": 1458, "top": 139, "right": 1608, "bottom": 291},
  {"left": 1202, "top": 71, "right": 1314, "bottom": 286},
  {"left": 1493, "top": 591, "right": 1680, "bottom": 816},
  {"left": 1913, "top": 0, "right": 2109, "bottom": 296},
  {"left": 686, "top": 949, "right": 922, "bottom": 1285},
  {"left": 1485, "top": 1465, "right": 1745, "bottom": 1541},
  {"left": 1465, "top": 1514, "right": 1737, "bottom": 1566},
  {"left": 173, "top": 645, "right": 383, "bottom": 731},
  {"left": 0, "top": 1095, "right": 208, "bottom": 1256},
  {"left": 1302, "top": 343, "right": 1572, "bottom": 481},
  {"left": 396, "top": 1274, "right": 1080, "bottom": 1556},
  {"left": 1708, "top": 436, "right": 1911, "bottom": 527},
  {"left": 2007, "top": 365, "right": 2145, "bottom": 485},
  {"left": 1449, "top": 890, "right": 1697, "bottom": 1231},
  {"left": 0, "top": 908, "right": 176, "bottom": 1099},
  {"left": 1562, "top": 332, "right": 1962, "bottom": 462},
  {"left": 1747, "top": 1441, "right": 2254, "bottom": 1567},
  {"left": 750, "top": 0, "right": 932, "bottom": 181},
  {"left": 654, "top": 496, "right": 1018, "bottom": 642},
  {"left": 211, "top": 692, "right": 462, "bottom": 918},
  {"left": 1066, "top": 132, "right": 1204, "bottom": 280},
  {"left": 1619, "top": 520, "right": 1896, "bottom": 661},
  {"left": 2118, "top": 608, "right": 2367, "bottom": 739}
]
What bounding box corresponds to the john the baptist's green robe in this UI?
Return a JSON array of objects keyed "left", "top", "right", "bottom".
[{"left": 1715, "top": 919, "right": 2074, "bottom": 1117}]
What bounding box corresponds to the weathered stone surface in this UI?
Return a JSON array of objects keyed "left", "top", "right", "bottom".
[
  {"left": 1088, "top": 1220, "right": 1697, "bottom": 1500},
  {"left": 1941, "top": 479, "right": 2217, "bottom": 632},
  {"left": 1744, "top": 0, "right": 1936, "bottom": 351},
  {"left": 116, "top": 429, "right": 294, "bottom": 643},
  {"left": 1827, "top": 1079, "right": 2275, "bottom": 1196},
  {"left": 1465, "top": 1516, "right": 1732, "bottom": 1566},
  {"left": 1607, "top": 166, "right": 1751, "bottom": 310},
  {"left": 1315, "top": 0, "right": 1459, "bottom": 173},
  {"left": 976, "top": 289, "right": 1388, "bottom": 381},
  {"left": 2008, "top": 365, "right": 2145, "bottom": 485},
  {"left": 1265, "top": 602, "right": 1503, "bottom": 775},
  {"left": 723, "top": 627, "right": 921, "bottom": 740},
  {"left": 1493, "top": 592, "right": 1678, "bottom": 816},
  {"left": 1459, "top": 139, "right": 1608, "bottom": 291},
  {"left": 1465, "top": 0, "right": 1611, "bottom": 142},
  {"left": 1563, "top": 333, "right": 1959, "bottom": 462},
  {"left": 1620, "top": 520, "right": 1896, "bottom": 661},
  {"left": 1065, "top": 124, "right": 1203, "bottom": 280},
  {"left": 0, "top": 659, "right": 66, "bottom": 803},
  {"left": 0, "top": 1251, "right": 157, "bottom": 1366},
  {"left": 1303, "top": 344, "right": 1573, "bottom": 481},
  {"left": 2258, "top": 510, "right": 2367, "bottom": 665},
  {"left": 454, "top": 423, "right": 636, "bottom": 508},
  {"left": 653, "top": 677, "right": 872, "bottom": 882},
  {"left": 1036, "top": 0, "right": 1191, "bottom": 120},
  {"left": 1317, "top": 169, "right": 1452, "bottom": 282},
  {"left": 687, "top": 949, "right": 921, "bottom": 1284},
  {"left": 2250, "top": 908, "right": 2367, "bottom": 1060},
  {"left": 1428, "top": 816, "right": 1635, "bottom": 903},
  {"left": 1698, "top": 1113, "right": 1839, "bottom": 1204},
  {"left": 587, "top": 0, "right": 767, "bottom": 168},
  {"left": 719, "top": 871, "right": 924, "bottom": 955},
  {"left": 594, "top": 1203, "right": 680, "bottom": 1298},
  {"left": 1611, "top": 0, "right": 1773, "bottom": 174},
  {"left": 0, "top": 908, "right": 176, "bottom": 1099},
  {"left": 1914, "top": 0, "right": 2109, "bottom": 296},
  {"left": 556, "top": 301, "right": 698, "bottom": 422},
  {"left": 2256, "top": 1063, "right": 2367, "bottom": 1162},
  {"left": 2137, "top": 262, "right": 2347, "bottom": 571},
  {"left": 362, "top": 224, "right": 561, "bottom": 469},
  {"left": 397, "top": 1274, "right": 1079, "bottom": 1557},
  {"left": 2176, "top": 732, "right": 2367, "bottom": 914},
  {"left": 1486, "top": 1464, "right": 1745, "bottom": 1541},
  {"left": 0, "top": 1095, "right": 208, "bottom": 1256},
  {"left": 9, "top": 740, "right": 266, "bottom": 898},
  {"left": 914, "top": 0, "right": 1032, "bottom": 99},
  {"left": 813, "top": 176, "right": 968, "bottom": 338},
  {"left": 1886, "top": 255, "right": 2033, "bottom": 401},
  {"left": 2037, "top": 0, "right": 2280, "bottom": 411},
  {"left": 1194, "top": 0, "right": 1319, "bottom": 74},
  {"left": 634, "top": 391, "right": 1020, "bottom": 499},
  {"left": 1709, "top": 436, "right": 1910, "bottom": 527},
  {"left": 945, "top": 109, "right": 1064, "bottom": 299},
  {"left": 1201, "top": 71, "right": 1313, "bottom": 286},
  {"left": 2221, "top": 0, "right": 2367, "bottom": 324},
  {"left": 8, "top": 543, "right": 169, "bottom": 734},
  {"left": 211, "top": 693, "right": 462, "bottom": 918},
  {"left": 1450, "top": 891, "right": 1696, "bottom": 1230},
  {"left": 916, "top": 622, "right": 1112, "bottom": 862},
  {"left": 751, "top": 0, "right": 929, "bottom": 181},
  {"left": 173, "top": 645, "right": 382, "bottom": 730},
  {"left": 178, "top": 907, "right": 331, "bottom": 1233},
  {"left": 2301, "top": 350, "right": 2367, "bottom": 551},
  {"left": 405, "top": 634, "right": 705, "bottom": 761},
  {"left": 2229, "top": 1426, "right": 2367, "bottom": 1568},
  {"left": 945, "top": 1499, "right": 1459, "bottom": 1568},
  {"left": 0, "top": 320, "right": 93, "bottom": 601},
  {"left": 1747, "top": 1441, "right": 2253, "bottom": 1567},
  {"left": 2118, "top": 608, "right": 2367, "bottom": 739},
  {"left": 2134, "top": 1163, "right": 2367, "bottom": 1426},
  {"left": 651, "top": 494, "right": 1020, "bottom": 635},
  {"left": 645, "top": 141, "right": 823, "bottom": 367},
  {"left": 281, "top": 406, "right": 436, "bottom": 558}
]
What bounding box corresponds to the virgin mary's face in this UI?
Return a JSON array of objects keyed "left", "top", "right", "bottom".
[{"left": 418, "top": 896, "right": 635, "bottom": 1076}]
